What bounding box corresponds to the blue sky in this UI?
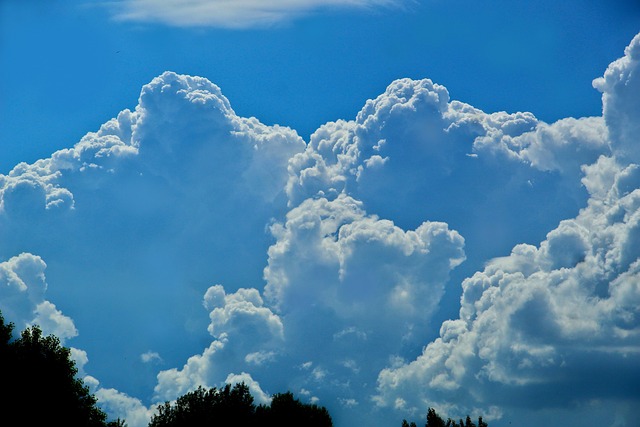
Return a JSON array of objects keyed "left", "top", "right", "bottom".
[
  {"left": 3, "top": 0, "right": 638, "bottom": 170},
  {"left": 1, "top": 1, "right": 640, "bottom": 427}
]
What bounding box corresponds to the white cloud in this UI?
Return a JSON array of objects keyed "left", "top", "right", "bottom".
[
  {"left": 94, "top": 385, "right": 155, "bottom": 427},
  {"left": 264, "top": 194, "right": 466, "bottom": 327},
  {"left": 286, "top": 74, "right": 610, "bottom": 285},
  {"left": 1, "top": 26, "right": 639, "bottom": 427},
  {"left": 259, "top": 193, "right": 466, "bottom": 420},
  {"left": 244, "top": 351, "right": 277, "bottom": 366},
  {"left": 70, "top": 348, "right": 90, "bottom": 376},
  {"left": 109, "top": 0, "right": 407, "bottom": 28},
  {"left": 375, "top": 155, "right": 640, "bottom": 419},
  {"left": 204, "top": 285, "right": 284, "bottom": 346},
  {"left": 0, "top": 70, "right": 305, "bottom": 402},
  {"left": 148, "top": 192, "right": 465, "bottom": 420},
  {"left": 374, "top": 33, "right": 640, "bottom": 425},
  {"left": 153, "top": 286, "right": 284, "bottom": 402},
  {"left": 0, "top": 253, "right": 77, "bottom": 342},
  {"left": 1, "top": 71, "right": 303, "bottom": 222},
  {"left": 141, "top": 351, "right": 164, "bottom": 364},
  {"left": 225, "top": 372, "right": 272, "bottom": 405},
  {"left": 31, "top": 301, "right": 78, "bottom": 342},
  {"left": 154, "top": 339, "right": 228, "bottom": 402},
  {"left": 593, "top": 32, "right": 640, "bottom": 163}
]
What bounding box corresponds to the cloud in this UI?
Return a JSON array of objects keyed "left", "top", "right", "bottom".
[
  {"left": 153, "top": 285, "right": 284, "bottom": 402},
  {"left": 109, "top": 0, "right": 407, "bottom": 28},
  {"left": 374, "top": 34, "right": 640, "bottom": 426},
  {"left": 225, "top": 372, "right": 272, "bottom": 405},
  {"left": 593, "top": 32, "right": 640, "bottom": 163},
  {"left": 262, "top": 194, "right": 465, "bottom": 413},
  {"left": 141, "top": 351, "right": 163, "bottom": 364},
  {"left": 0, "top": 70, "right": 304, "bottom": 399},
  {"left": 375, "top": 156, "right": 640, "bottom": 420},
  {"left": 1, "top": 27, "right": 639, "bottom": 427},
  {"left": 286, "top": 76, "right": 611, "bottom": 275},
  {"left": 0, "top": 253, "right": 77, "bottom": 342},
  {"left": 264, "top": 193, "right": 465, "bottom": 349},
  {"left": 147, "top": 192, "right": 465, "bottom": 423},
  {"left": 90, "top": 379, "right": 156, "bottom": 427},
  {"left": 203, "top": 285, "right": 284, "bottom": 342}
]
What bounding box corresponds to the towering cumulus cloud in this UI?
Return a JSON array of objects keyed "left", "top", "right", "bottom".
[
  {"left": 150, "top": 194, "right": 466, "bottom": 422},
  {"left": 1, "top": 31, "right": 639, "bottom": 427},
  {"left": 375, "top": 33, "right": 640, "bottom": 426},
  {"left": 0, "top": 70, "right": 305, "bottom": 410}
]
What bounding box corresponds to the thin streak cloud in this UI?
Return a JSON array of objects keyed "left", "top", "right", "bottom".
[{"left": 109, "top": 0, "right": 408, "bottom": 28}]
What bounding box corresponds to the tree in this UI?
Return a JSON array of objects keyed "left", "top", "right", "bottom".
[
  {"left": 256, "top": 391, "right": 333, "bottom": 427},
  {"left": 149, "top": 383, "right": 256, "bottom": 427},
  {"left": 426, "top": 407, "right": 446, "bottom": 427},
  {"left": 465, "top": 415, "right": 476, "bottom": 427},
  {"left": 401, "top": 407, "right": 487, "bottom": 427},
  {"left": 150, "top": 385, "right": 333, "bottom": 427},
  {"left": 0, "top": 312, "right": 12, "bottom": 348},
  {"left": 0, "top": 311, "right": 117, "bottom": 426}
]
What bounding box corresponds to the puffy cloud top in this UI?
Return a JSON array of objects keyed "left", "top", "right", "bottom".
[
  {"left": 0, "top": 253, "right": 77, "bottom": 342},
  {"left": 593, "top": 32, "right": 640, "bottom": 163},
  {"left": 376, "top": 157, "right": 640, "bottom": 412},
  {"left": 3, "top": 32, "right": 640, "bottom": 427}
]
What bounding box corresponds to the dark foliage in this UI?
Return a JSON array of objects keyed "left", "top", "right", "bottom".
[
  {"left": 403, "top": 407, "right": 488, "bottom": 427},
  {"left": 149, "top": 383, "right": 255, "bottom": 427},
  {"left": 256, "top": 391, "right": 333, "bottom": 427},
  {"left": 150, "top": 384, "right": 333, "bottom": 427},
  {"left": 0, "top": 311, "right": 117, "bottom": 426}
]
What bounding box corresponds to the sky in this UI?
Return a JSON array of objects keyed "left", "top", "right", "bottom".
[{"left": 1, "top": 1, "right": 639, "bottom": 427}]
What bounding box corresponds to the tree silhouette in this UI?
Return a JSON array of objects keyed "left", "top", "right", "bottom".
[
  {"left": 426, "top": 407, "right": 446, "bottom": 427},
  {"left": 402, "top": 407, "right": 488, "bottom": 427},
  {"left": 149, "top": 383, "right": 257, "bottom": 427},
  {"left": 0, "top": 311, "right": 115, "bottom": 426},
  {"left": 256, "top": 391, "right": 332, "bottom": 427},
  {"left": 150, "top": 384, "right": 333, "bottom": 427}
]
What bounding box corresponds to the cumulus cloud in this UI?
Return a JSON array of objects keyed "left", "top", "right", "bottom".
[
  {"left": 264, "top": 194, "right": 465, "bottom": 346},
  {"left": 286, "top": 75, "right": 611, "bottom": 279},
  {"left": 204, "top": 285, "right": 284, "bottom": 348},
  {"left": 593, "top": 32, "right": 640, "bottom": 163},
  {"left": 225, "top": 372, "right": 272, "bottom": 405},
  {"left": 0, "top": 71, "right": 303, "bottom": 223},
  {"left": 148, "top": 192, "right": 465, "bottom": 422},
  {"left": 2, "top": 26, "right": 639, "bottom": 427},
  {"left": 0, "top": 253, "right": 77, "bottom": 342},
  {"left": 374, "top": 34, "right": 640, "bottom": 426},
  {"left": 260, "top": 194, "right": 465, "bottom": 414},
  {"left": 91, "top": 380, "right": 155, "bottom": 427},
  {"left": 0, "top": 70, "right": 304, "bottom": 399},
  {"left": 286, "top": 78, "right": 610, "bottom": 211},
  {"left": 109, "top": 0, "right": 407, "bottom": 28},
  {"left": 375, "top": 156, "right": 640, "bottom": 421},
  {"left": 153, "top": 286, "right": 283, "bottom": 402}
]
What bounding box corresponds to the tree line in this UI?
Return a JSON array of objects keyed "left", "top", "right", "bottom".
[
  {"left": 402, "top": 408, "right": 488, "bottom": 427},
  {"left": 0, "top": 310, "right": 486, "bottom": 426},
  {"left": 148, "top": 384, "right": 332, "bottom": 427},
  {"left": 0, "top": 311, "right": 331, "bottom": 427}
]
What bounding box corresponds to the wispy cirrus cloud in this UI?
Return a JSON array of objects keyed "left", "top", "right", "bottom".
[{"left": 108, "top": 0, "right": 408, "bottom": 28}]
